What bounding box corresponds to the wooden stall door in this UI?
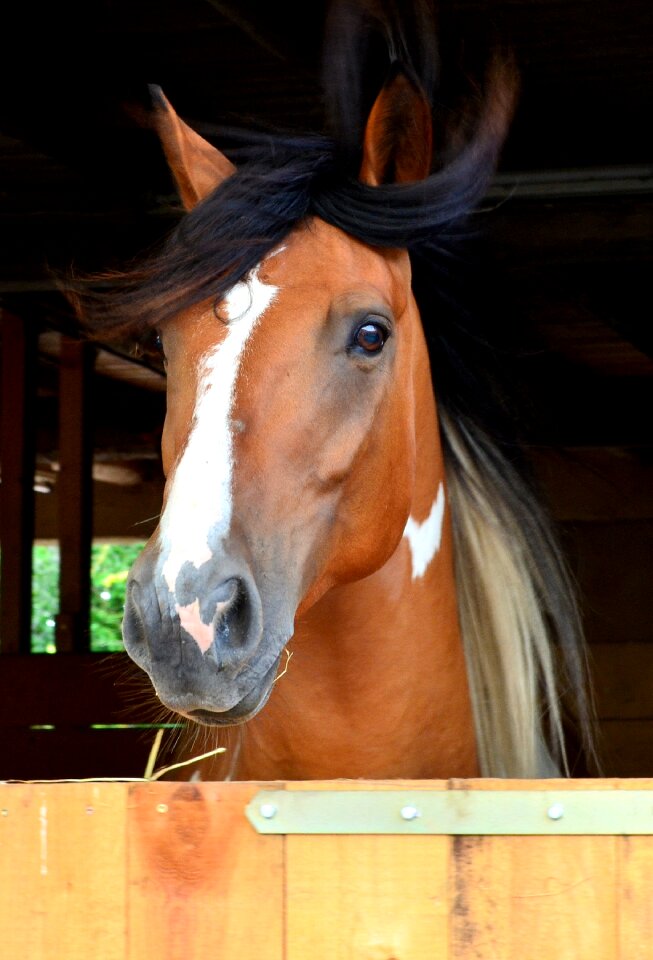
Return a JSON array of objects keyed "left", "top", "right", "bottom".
[{"left": 0, "top": 780, "right": 652, "bottom": 960}]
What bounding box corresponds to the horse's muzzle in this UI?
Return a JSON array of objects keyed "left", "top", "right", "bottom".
[{"left": 121, "top": 560, "right": 285, "bottom": 722}]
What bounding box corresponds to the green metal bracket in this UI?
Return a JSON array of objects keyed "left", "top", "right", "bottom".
[{"left": 245, "top": 789, "right": 653, "bottom": 836}]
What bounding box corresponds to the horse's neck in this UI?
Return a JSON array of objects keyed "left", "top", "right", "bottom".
[
  {"left": 235, "top": 529, "right": 478, "bottom": 779},
  {"left": 230, "top": 345, "right": 479, "bottom": 781}
]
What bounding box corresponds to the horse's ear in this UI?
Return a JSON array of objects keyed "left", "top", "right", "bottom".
[
  {"left": 359, "top": 67, "right": 433, "bottom": 186},
  {"left": 149, "top": 85, "right": 235, "bottom": 210}
]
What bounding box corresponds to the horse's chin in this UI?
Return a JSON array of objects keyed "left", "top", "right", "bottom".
[{"left": 178, "top": 657, "right": 279, "bottom": 727}]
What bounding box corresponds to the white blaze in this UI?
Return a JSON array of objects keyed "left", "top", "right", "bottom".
[
  {"left": 403, "top": 482, "right": 446, "bottom": 580},
  {"left": 160, "top": 266, "right": 278, "bottom": 597}
]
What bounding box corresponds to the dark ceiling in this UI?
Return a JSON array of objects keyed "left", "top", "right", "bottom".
[
  {"left": 1, "top": 0, "right": 651, "bottom": 281},
  {"left": 0, "top": 0, "right": 651, "bottom": 456}
]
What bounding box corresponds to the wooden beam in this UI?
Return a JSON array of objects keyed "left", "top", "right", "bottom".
[
  {"left": 0, "top": 728, "right": 159, "bottom": 781},
  {"left": 0, "top": 653, "right": 154, "bottom": 726},
  {"left": 529, "top": 446, "right": 653, "bottom": 522},
  {"left": 35, "top": 477, "right": 163, "bottom": 543},
  {"left": 0, "top": 310, "right": 37, "bottom": 653},
  {"left": 55, "top": 338, "right": 95, "bottom": 653}
]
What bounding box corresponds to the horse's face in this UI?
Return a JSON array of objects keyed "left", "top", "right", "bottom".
[
  {"left": 123, "top": 218, "right": 423, "bottom": 724},
  {"left": 122, "top": 76, "right": 435, "bottom": 726}
]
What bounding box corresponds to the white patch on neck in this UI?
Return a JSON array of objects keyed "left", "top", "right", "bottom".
[
  {"left": 160, "top": 265, "right": 278, "bottom": 594},
  {"left": 403, "top": 482, "right": 446, "bottom": 580}
]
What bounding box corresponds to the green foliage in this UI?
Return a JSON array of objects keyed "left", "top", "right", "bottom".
[
  {"left": 31, "top": 543, "right": 145, "bottom": 653},
  {"left": 31, "top": 545, "right": 59, "bottom": 653},
  {"left": 89, "top": 543, "right": 145, "bottom": 652}
]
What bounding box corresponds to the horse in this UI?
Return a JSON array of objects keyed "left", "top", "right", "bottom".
[{"left": 72, "top": 0, "right": 593, "bottom": 780}]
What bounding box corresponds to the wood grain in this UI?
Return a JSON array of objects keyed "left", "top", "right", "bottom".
[
  {"left": 126, "top": 780, "right": 284, "bottom": 960},
  {"left": 448, "top": 779, "right": 650, "bottom": 959},
  {"left": 0, "top": 783, "right": 127, "bottom": 959},
  {"left": 452, "top": 834, "right": 618, "bottom": 959},
  {"left": 285, "top": 782, "right": 449, "bottom": 960},
  {"left": 618, "top": 835, "right": 653, "bottom": 960}
]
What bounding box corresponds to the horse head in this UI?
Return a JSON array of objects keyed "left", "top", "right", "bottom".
[{"left": 123, "top": 75, "right": 437, "bottom": 727}]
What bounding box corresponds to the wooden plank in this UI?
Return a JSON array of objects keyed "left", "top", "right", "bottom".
[
  {"left": 591, "top": 643, "right": 653, "bottom": 720},
  {"left": 0, "top": 310, "right": 37, "bottom": 653},
  {"left": 0, "top": 653, "right": 155, "bottom": 725},
  {"left": 599, "top": 721, "right": 653, "bottom": 778},
  {"left": 285, "top": 781, "right": 449, "bottom": 960},
  {"left": 56, "top": 338, "right": 95, "bottom": 653},
  {"left": 35, "top": 477, "right": 164, "bottom": 542},
  {"left": 449, "top": 780, "right": 624, "bottom": 960},
  {"left": 619, "top": 836, "right": 653, "bottom": 960},
  {"left": 0, "top": 782, "right": 127, "bottom": 959},
  {"left": 126, "top": 781, "right": 284, "bottom": 960},
  {"left": 451, "top": 834, "right": 618, "bottom": 959},
  {"left": 563, "top": 520, "right": 653, "bottom": 645},
  {"left": 529, "top": 446, "right": 653, "bottom": 522},
  {"left": 0, "top": 726, "right": 163, "bottom": 781},
  {"left": 490, "top": 197, "right": 653, "bottom": 267}
]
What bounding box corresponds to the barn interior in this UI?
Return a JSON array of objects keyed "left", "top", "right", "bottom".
[{"left": 0, "top": 0, "right": 651, "bottom": 779}]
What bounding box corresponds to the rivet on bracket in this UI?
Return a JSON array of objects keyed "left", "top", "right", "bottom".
[{"left": 547, "top": 802, "right": 565, "bottom": 821}]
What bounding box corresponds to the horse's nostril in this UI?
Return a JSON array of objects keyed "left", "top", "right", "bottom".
[
  {"left": 172, "top": 575, "right": 254, "bottom": 660},
  {"left": 208, "top": 574, "right": 263, "bottom": 665},
  {"left": 122, "top": 563, "right": 264, "bottom": 679},
  {"left": 122, "top": 580, "right": 148, "bottom": 655},
  {"left": 122, "top": 582, "right": 145, "bottom": 642},
  {"left": 213, "top": 577, "right": 240, "bottom": 610},
  {"left": 199, "top": 576, "right": 241, "bottom": 624},
  {"left": 213, "top": 577, "right": 247, "bottom": 634}
]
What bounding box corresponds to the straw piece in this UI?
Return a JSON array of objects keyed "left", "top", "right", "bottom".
[
  {"left": 143, "top": 728, "right": 165, "bottom": 780},
  {"left": 148, "top": 745, "right": 226, "bottom": 780}
]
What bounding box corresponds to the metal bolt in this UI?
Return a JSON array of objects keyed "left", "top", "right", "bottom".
[
  {"left": 1, "top": 809, "right": 8, "bottom": 817},
  {"left": 156, "top": 803, "right": 168, "bottom": 814},
  {"left": 400, "top": 804, "right": 421, "bottom": 821},
  {"left": 86, "top": 806, "right": 94, "bottom": 815},
  {"left": 547, "top": 802, "right": 564, "bottom": 821},
  {"left": 260, "top": 803, "right": 277, "bottom": 820}
]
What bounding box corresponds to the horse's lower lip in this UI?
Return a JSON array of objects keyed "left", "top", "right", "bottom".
[{"left": 186, "top": 660, "right": 278, "bottom": 726}]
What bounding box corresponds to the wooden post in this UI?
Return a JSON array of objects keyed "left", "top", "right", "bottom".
[
  {"left": 56, "top": 338, "right": 94, "bottom": 653},
  {"left": 0, "top": 310, "right": 37, "bottom": 654}
]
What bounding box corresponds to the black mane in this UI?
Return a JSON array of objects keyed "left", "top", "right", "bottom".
[{"left": 68, "top": 0, "right": 514, "bottom": 348}]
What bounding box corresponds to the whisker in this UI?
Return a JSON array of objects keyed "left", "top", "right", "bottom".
[{"left": 131, "top": 514, "right": 161, "bottom": 527}]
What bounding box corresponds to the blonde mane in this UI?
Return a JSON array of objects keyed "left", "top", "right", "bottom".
[{"left": 441, "top": 411, "right": 595, "bottom": 777}]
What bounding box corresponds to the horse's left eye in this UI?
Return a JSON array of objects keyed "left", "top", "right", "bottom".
[{"left": 352, "top": 320, "right": 389, "bottom": 355}]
